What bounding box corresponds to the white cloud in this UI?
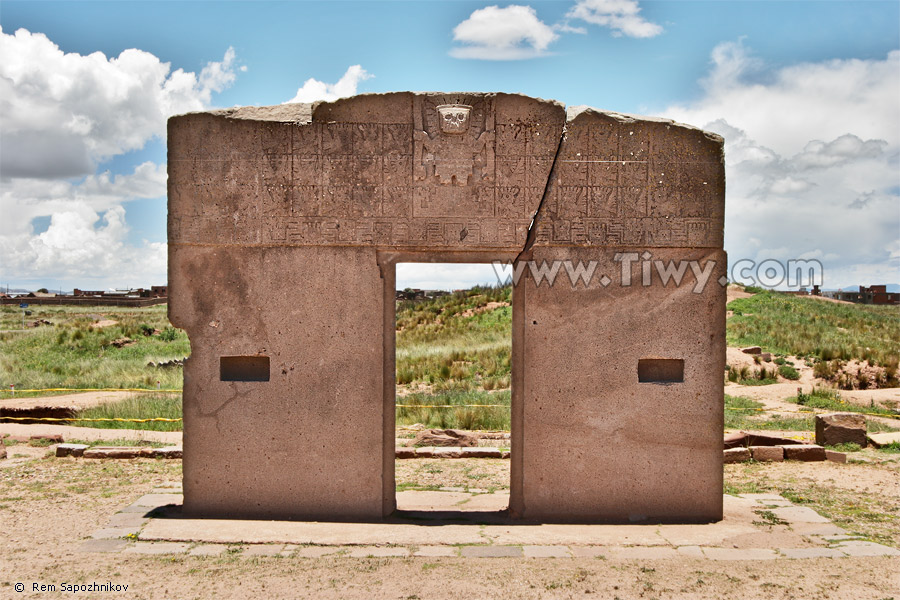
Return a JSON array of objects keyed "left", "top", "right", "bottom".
[
  {"left": 666, "top": 40, "right": 900, "bottom": 155},
  {"left": 567, "top": 0, "right": 662, "bottom": 38},
  {"left": 0, "top": 162, "right": 168, "bottom": 286},
  {"left": 663, "top": 42, "right": 900, "bottom": 289},
  {"left": 0, "top": 27, "right": 239, "bottom": 288},
  {"left": 396, "top": 263, "right": 502, "bottom": 291},
  {"left": 450, "top": 5, "right": 559, "bottom": 60},
  {"left": 0, "top": 26, "right": 239, "bottom": 178},
  {"left": 285, "top": 65, "right": 372, "bottom": 103}
]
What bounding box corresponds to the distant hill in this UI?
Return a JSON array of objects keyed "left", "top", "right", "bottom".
[{"left": 826, "top": 283, "right": 899, "bottom": 293}]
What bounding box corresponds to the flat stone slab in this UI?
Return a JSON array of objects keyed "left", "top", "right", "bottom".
[
  {"left": 78, "top": 539, "right": 129, "bottom": 553},
  {"left": 703, "top": 548, "right": 778, "bottom": 560},
  {"left": 770, "top": 506, "right": 831, "bottom": 524},
  {"left": 607, "top": 546, "right": 680, "bottom": 560},
  {"left": 455, "top": 493, "right": 509, "bottom": 512},
  {"left": 91, "top": 527, "right": 141, "bottom": 539},
  {"left": 779, "top": 547, "right": 846, "bottom": 559},
  {"left": 189, "top": 544, "right": 229, "bottom": 557},
  {"left": 292, "top": 546, "right": 344, "bottom": 558},
  {"left": 243, "top": 544, "right": 286, "bottom": 557},
  {"left": 107, "top": 512, "right": 149, "bottom": 528},
  {"left": 123, "top": 542, "right": 189, "bottom": 555},
  {"left": 348, "top": 546, "right": 410, "bottom": 558},
  {"left": 395, "top": 490, "right": 474, "bottom": 511},
  {"left": 833, "top": 541, "right": 900, "bottom": 557},
  {"left": 140, "top": 519, "right": 487, "bottom": 546},
  {"left": 56, "top": 443, "right": 89, "bottom": 457},
  {"left": 868, "top": 431, "right": 900, "bottom": 447},
  {"left": 132, "top": 493, "right": 183, "bottom": 508},
  {"left": 460, "top": 546, "right": 523, "bottom": 558},
  {"left": 413, "top": 545, "right": 459, "bottom": 557},
  {"left": 523, "top": 545, "right": 571, "bottom": 558},
  {"left": 87, "top": 491, "right": 882, "bottom": 562}
]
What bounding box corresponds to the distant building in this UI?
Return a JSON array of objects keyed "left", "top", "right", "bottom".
[{"left": 824, "top": 285, "right": 899, "bottom": 305}]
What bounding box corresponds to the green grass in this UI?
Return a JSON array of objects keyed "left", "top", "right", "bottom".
[
  {"left": 71, "top": 393, "right": 182, "bottom": 432},
  {"left": 397, "top": 389, "right": 510, "bottom": 431},
  {"left": 396, "top": 285, "right": 512, "bottom": 429},
  {"left": 724, "top": 394, "right": 815, "bottom": 431},
  {"left": 790, "top": 386, "right": 900, "bottom": 418},
  {"left": 727, "top": 291, "right": 900, "bottom": 369},
  {"left": 397, "top": 285, "right": 512, "bottom": 387},
  {"left": 877, "top": 442, "right": 900, "bottom": 453},
  {"left": 0, "top": 304, "right": 188, "bottom": 394}
]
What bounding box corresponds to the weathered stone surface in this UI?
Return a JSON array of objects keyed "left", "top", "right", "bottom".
[
  {"left": 431, "top": 447, "right": 463, "bottom": 458},
  {"left": 825, "top": 449, "right": 847, "bottom": 463},
  {"left": 412, "top": 429, "right": 478, "bottom": 447},
  {"left": 815, "top": 413, "right": 867, "bottom": 448},
  {"left": 169, "top": 92, "right": 725, "bottom": 523},
  {"left": 783, "top": 444, "right": 826, "bottom": 462},
  {"left": 395, "top": 447, "right": 416, "bottom": 459},
  {"left": 83, "top": 446, "right": 154, "bottom": 459},
  {"left": 31, "top": 434, "right": 63, "bottom": 443},
  {"left": 723, "top": 448, "right": 751, "bottom": 463},
  {"left": 833, "top": 540, "right": 900, "bottom": 557},
  {"left": 460, "top": 545, "right": 523, "bottom": 558},
  {"left": 153, "top": 446, "right": 183, "bottom": 459},
  {"left": 78, "top": 539, "right": 129, "bottom": 553},
  {"left": 867, "top": 431, "right": 900, "bottom": 448},
  {"left": 56, "top": 443, "right": 90, "bottom": 457},
  {"left": 741, "top": 346, "right": 762, "bottom": 355},
  {"left": 460, "top": 447, "right": 503, "bottom": 458},
  {"left": 0, "top": 445, "right": 6, "bottom": 460},
  {"left": 724, "top": 432, "right": 800, "bottom": 449},
  {"left": 750, "top": 446, "right": 783, "bottom": 462}
]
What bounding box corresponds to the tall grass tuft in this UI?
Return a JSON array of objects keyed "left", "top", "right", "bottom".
[{"left": 72, "top": 393, "right": 182, "bottom": 431}]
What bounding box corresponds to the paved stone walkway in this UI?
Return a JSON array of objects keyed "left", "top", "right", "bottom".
[{"left": 79, "top": 489, "right": 900, "bottom": 560}]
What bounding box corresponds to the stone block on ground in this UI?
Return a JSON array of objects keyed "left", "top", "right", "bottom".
[
  {"left": 431, "top": 447, "right": 463, "bottom": 458},
  {"left": 824, "top": 449, "right": 847, "bottom": 463},
  {"left": 83, "top": 446, "right": 154, "bottom": 459},
  {"left": 31, "top": 434, "right": 64, "bottom": 443},
  {"left": 460, "top": 447, "right": 502, "bottom": 458},
  {"left": 741, "top": 346, "right": 762, "bottom": 355},
  {"left": 815, "top": 413, "right": 866, "bottom": 448},
  {"left": 152, "top": 446, "right": 183, "bottom": 459},
  {"left": 0, "top": 445, "right": 5, "bottom": 460},
  {"left": 56, "top": 443, "right": 90, "bottom": 458},
  {"left": 460, "top": 546, "right": 523, "bottom": 558},
  {"left": 412, "top": 429, "right": 479, "bottom": 447},
  {"left": 723, "top": 448, "right": 750, "bottom": 463},
  {"left": 867, "top": 431, "right": 900, "bottom": 448},
  {"left": 395, "top": 447, "right": 416, "bottom": 459},
  {"left": 749, "top": 446, "right": 783, "bottom": 462},
  {"left": 783, "top": 444, "right": 826, "bottom": 461}
]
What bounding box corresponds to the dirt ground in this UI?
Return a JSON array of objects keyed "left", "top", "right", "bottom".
[{"left": 2, "top": 451, "right": 899, "bottom": 599}]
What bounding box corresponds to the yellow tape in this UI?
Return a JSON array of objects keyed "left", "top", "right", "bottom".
[
  {"left": 725, "top": 406, "right": 899, "bottom": 420},
  {"left": 1, "top": 388, "right": 181, "bottom": 393}
]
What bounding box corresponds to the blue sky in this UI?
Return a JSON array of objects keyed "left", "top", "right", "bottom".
[{"left": 1, "top": 0, "right": 898, "bottom": 291}]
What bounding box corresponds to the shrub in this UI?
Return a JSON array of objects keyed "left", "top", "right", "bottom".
[{"left": 778, "top": 365, "right": 800, "bottom": 380}]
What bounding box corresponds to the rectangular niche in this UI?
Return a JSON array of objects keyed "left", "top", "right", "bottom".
[
  {"left": 220, "top": 356, "right": 270, "bottom": 382},
  {"left": 638, "top": 358, "right": 684, "bottom": 383}
]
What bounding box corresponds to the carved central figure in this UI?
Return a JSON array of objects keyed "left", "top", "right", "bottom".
[
  {"left": 415, "top": 100, "right": 494, "bottom": 186},
  {"left": 438, "top": 103, "right": 471, "bottom": 134}
]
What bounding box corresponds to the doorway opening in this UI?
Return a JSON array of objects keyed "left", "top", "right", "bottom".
[{"left": 393, "top": 262, "right": 512, "bottom": 518}]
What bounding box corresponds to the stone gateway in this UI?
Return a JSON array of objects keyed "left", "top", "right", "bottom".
[{"left": 168, "top": 92, "right": 726, "bottom": 523}]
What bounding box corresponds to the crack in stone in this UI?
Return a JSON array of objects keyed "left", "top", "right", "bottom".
[{"left": 514, "top": 120, "right": 568, "bottom": 265}]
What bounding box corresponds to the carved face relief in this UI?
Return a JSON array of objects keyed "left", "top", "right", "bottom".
[{"left": 437, "top": 104, "right": 471, "bottom": 134}]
